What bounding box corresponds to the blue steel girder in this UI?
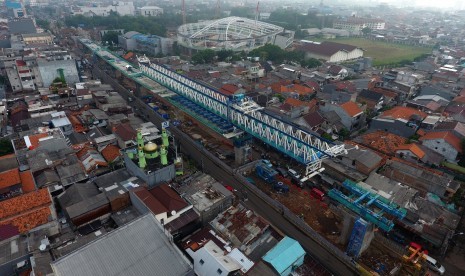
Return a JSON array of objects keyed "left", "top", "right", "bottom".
[
  {"left": 342, "top": 180, "right": 407, "bottom": 220},
  {"left": 140, "top": 62, "right": 345, "bottom": 164}
]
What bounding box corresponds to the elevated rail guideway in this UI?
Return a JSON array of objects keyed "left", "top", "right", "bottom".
[{"left": 80, "top": 39, "right": 346, "bottom": 175}]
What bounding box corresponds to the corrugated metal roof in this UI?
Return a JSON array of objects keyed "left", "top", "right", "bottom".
[
  {"left": 51, "top": 214, "right": 193, "bottom": 276},
  {"left": 262, "top": 236, "right": 305, "bottom": 275}
]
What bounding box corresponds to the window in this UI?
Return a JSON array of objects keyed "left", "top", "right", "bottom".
[
  {"left": 217, "top": 269, "right": 222, "bottom": 274},
  {"left": 199, "top": 259, "right": 204, "bottom": 265}
]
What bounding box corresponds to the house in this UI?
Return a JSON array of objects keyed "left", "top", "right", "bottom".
[
  {"left": 139, "top": 6, "right": 163, "bottom": 16},
  {"left": 432, "top": 121, "right": 465, "bottom": 139},
  {"left": 356, "top": 89, "right": 384, "bottom": 110},
  {"left": 297, "top": 41, "right": 363, "bottom": 62},
  {"left": 262, "top": 237, "right": 306, "bottom": 276},
  {"left": 294, "top": 111, "right": 325, "bottom": 132},
  {"left": 183, "top": 228, "right": 254, "bottom": 276},
  {"left": 173, "top": 173, "right": 233, "bottom": 224},
  {"left": 113, "top": 123, "right": 137, "bottom": 149},
  {"left": 320, "top": 101, "right": 364, "bottom": 130},
  {"left": 76, "top": 147, "right": 109, "bottom": 173},
  {"left": 0, "top": 188, "right": 56, "bottom": 237},
  {"left": 420, "top": 131, "right": 462, "bottom": 161},
  {"left": 277, "top": 98, "right": 314, "bottom": 119},
  {"left": 50, "top": 214, "right": 194, "bottom": 276},
  {"left": 381, "top": 159, "right": 460, "bottom": 199},
  {"left": 0, "top": 168, "right": 36, "bottom": 200},
  {"left": 370, "top": 106, "right": 427, "bottom": 138},
  {"left": 131, "top": 184, "right": 199, "bottom": 237},
  {"left": 339, "top": 146, "right": 383, "bottom": 175},
  {"left": 327, "top": 65, "right": 348, "bottom": 79},
  {"left": 396, "top": 143, "right": 426, "bottom": 161},
  {"left": 100, "top": 144, "right": 121, "bottom": 163},
  {"left": 50, "top": 111, "right": 73, "bottom": 135},
  {"left": 210, "top": 204, "right": 280, "bottom": 261},
  {"left": 218, "top": 83, "right": 244, "bottom": 96},
  {"left": 186, "top": 240, "right": 242, "bottom": 276}
]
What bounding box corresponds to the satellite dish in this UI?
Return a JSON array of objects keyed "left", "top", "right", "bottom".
[
  {"left": 171, "top": 210, "right": 177, "bottom": 216},
  {"left": 39, "top": 244, "right": 46, "bottom": 251}
]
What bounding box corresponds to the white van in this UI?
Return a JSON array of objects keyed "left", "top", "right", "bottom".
[{"left": 425, "top": 255, "right": 445, "bottom": 275}]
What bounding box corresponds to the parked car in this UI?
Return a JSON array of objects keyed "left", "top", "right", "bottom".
[
  {"left": 310, "top": 188, "right": 325, "bottom": 201},
  {"left": 276, "top": 167, "right": 288, "bottom": 178},
  {"left": 425, "top": 255, "right": 445, "bottom": 275},
  {"left": 287, "top": 168, "right": 301, "bottom": 182}
]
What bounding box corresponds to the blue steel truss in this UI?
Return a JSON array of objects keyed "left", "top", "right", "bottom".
[
  {"left": 140, "top": 62, "right": 346, "bottom": 165},
  {"left": 80, "top": 39, "right": 347, "bottom": 170},
  {"left": 328, "top": 189, "right": 395, "bottom": 232},
  {"left": 342, "top": 179, "right": 407, "bottom": 220}
]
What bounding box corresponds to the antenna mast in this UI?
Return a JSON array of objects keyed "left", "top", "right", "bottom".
[{"left": 255, "top": 1, "right": 260, "bottom": 24}]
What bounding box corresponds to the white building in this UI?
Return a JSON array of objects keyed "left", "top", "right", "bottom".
[
  {"left": 333, "top": 17, "right": 385, "bottom": 34},
  {"left": 73, "top": 1, "right": 135, "bottom": 17},
  {"left": 139, "top": 6, "right": 163, "bottom": 17},
  {"left": 420, "top": 131, "right": 462, "bottom": 162},
  {"left": 51, "top": 111, "right": 72, "bottom": 135},
  {"left": 298, "top": 41, "right": 363, "bottom": 63},
  {"left": 186, "top": 240, "right": 243, "bottom": 276}
]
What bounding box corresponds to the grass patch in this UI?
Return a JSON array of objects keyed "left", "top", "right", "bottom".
[
  {"left": 310, "top": 37, "right": 432, "bottom": 66},
  {"left": 443, "top": 162, "right": 465, "bottom": 175}
]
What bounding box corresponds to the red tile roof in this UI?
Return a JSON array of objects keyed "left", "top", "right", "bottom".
[
  {"left": 150, "top": 184, "right": 188, "bottom": 212},
  {"left": 27, "top": 133, "right": 49, "bottom": 149},
  {"left": 219, "top": 84, "right": 240, "bottom": 95},
  {"left": 134, "top": 184, "right": 188, "bottom": 215},
  {"left": 420, "top": 131, "right": 463, "bottom": 153},
  {"left": 19, "top": 170, "right": 36, "bottom": 193},
  {"left": 396, "top": 144, "right": 426, "bottom": 159},
  {"left": 0, "top": 168, "right": 21, "bottom": 190},
  {"left": 381, "top": 106, "right": 427, "bottom": 120},
  {"left": 0, "top": 189, "right": 52, "bottom": 233},
  {"left": 133, "top": 188, "right": 168, "bottom": 214},
  {"left": 340, "top": 101, "right": 363, "bottom": 117},
  {"left": 356, "top": 131, "right": 408, "bottom": 155},
  {"left": 101, "top": 145, "right": 121, "bottom": 163},
  {"left": 113, "top": 123, "right": 136, "bottom": 141}
]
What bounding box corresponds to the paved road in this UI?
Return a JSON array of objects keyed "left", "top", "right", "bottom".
[{"left": 93, "top": 67, "right": 357, "bottom": 276}]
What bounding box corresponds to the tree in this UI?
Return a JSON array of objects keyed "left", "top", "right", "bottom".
[
  {"left": 36, "top": 19, "right": 50, "bottom": 30},
  {"left": 0, "top": 139, "right": 14, "bottom": 156},
  {"left": 191, "top": 49, "right": 216, "bottom": 64},
  {"left": 217, "top": 49, "right": 234, "bottom": 62},
  {"left": 361, "top": 27, "right": 372, "bottom": 36},
  {"left": 102, "top": 31, "right": 119, "bottom": 45},
  {"left": 301, "top": 58, "right": 321, "bottom": 68}
]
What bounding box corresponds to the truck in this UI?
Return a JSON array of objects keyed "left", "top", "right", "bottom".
[{"left": 255, "top": 160, "right": 289, "bottom": 193}]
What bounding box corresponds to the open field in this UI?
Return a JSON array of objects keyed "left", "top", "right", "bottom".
[{"left": 310, "top": 37, "right": 432, "bottom": 66}]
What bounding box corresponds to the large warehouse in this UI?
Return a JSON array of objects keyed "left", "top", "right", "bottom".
[
  {"left": 297, "top": 41, "right": 364, "bottom": 63},
  {"left": 177, "top": 16, "right": 294, "bottom": 52}
]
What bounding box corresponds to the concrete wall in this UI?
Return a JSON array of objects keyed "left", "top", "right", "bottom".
[
  {"left": 37, "top": 59, "right": 79, "bottom": 87},
  {"left": 422, "top": 139, "right": 458, "bottom": 161}
]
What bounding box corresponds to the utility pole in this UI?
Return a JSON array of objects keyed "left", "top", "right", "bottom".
[{"left": 182, "top": 0, "right": 186, "bottom": 25}]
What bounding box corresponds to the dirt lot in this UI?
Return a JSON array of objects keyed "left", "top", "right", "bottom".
[{"left": 247, "top": 174, "right": 343, "bottom": 243}]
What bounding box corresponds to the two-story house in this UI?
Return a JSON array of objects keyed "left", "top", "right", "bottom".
[
  {"left": 420, "top": 131, "right": 462, "bottom": 162},
  {"left": 320, "top": 101, "right": 364, "bottom": 130},
  {"left": 356, "top": 89, "right": 384, "bottom": 111}
]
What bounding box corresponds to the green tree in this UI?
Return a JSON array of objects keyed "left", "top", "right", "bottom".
[
  {"left": 301, "top": 58, "right": 321, "bottom": 68},
  {"left": 361, "top": 27, "right": 372, "bottom": 36},
  {"left": 191, "top": 49, "right": 216, "bottom": 64},
  {"left": 36, "top": 19, "right": 50, "bottom": 30},
  {"left": 102, "top": 31, "right": 119, "bottom": 45},
  {"left": 217, "top": 49, "right": 234, "bottom": 62},
  {"left": 0, "top": 139, "right": 14, "bottom": 156}
]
